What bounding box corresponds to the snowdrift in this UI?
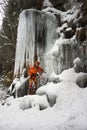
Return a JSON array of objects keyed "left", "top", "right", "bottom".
[{"left": 0, "top": 68, "right": 87, "bottom": 130}]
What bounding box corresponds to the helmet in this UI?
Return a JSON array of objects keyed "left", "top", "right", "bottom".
[{"left": 35, "top": 61, "right": 40, "bottom": 65}]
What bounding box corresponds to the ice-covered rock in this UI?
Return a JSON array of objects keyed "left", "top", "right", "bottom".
[
  {"left": 73, "top": 57, "right": 87, "bottom": 73},
  {"left": 8, "top": 73, "right": 29, "bottom": 98},
  {"left": 73, "top": 57, "right": 82, "bottom": 73},
  {"left": 45, "top": 38, "right": 78, "bottom": 75}
]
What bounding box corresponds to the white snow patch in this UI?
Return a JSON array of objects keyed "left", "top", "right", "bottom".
[
  {"left": 73, "top": 57, "right": 81, "bottom": 65},
  {"left": 65, "top": 27, "right": 72, "bottom": 31}
]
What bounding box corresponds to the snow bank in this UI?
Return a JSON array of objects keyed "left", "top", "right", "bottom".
[
  {"left": 0, "top": 68, "right": 87, "bottom": 130},
  {"left": 36, "top": 68, "right": 87, "bottom": 130},
  {"left": 58, "top": 68, "right": 80, "bottom": 82},
  {"left": 37, "top": 68, "right": 87, "bottom": 106},
  {"left": 19, "top": 95, "right": 50, "bottom": 110},
  {"left": 4, "top": 94, "right": 50, "bottom": 111},
  {"left": 36, "top": 82, "right": 58, "bottom": 106},
  {"left": 54, "top": 68, "right": 87, "bottom": 83}
]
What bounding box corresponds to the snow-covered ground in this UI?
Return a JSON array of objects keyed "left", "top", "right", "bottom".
[{"left": 0, "top": 68, "right": 87, "bottom": 130}]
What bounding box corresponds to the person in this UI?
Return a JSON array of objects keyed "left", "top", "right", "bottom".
[{"left": 28, "top": 61, "right": 44, "bottom": 94}]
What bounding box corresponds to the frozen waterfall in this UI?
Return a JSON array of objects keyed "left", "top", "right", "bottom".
[{"left": 14, "top": 9, "right": 57, "bottom": 76}]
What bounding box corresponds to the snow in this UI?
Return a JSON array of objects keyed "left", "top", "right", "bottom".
[
  {"left": 61, "top": 3, "right": 82, "bottom": 23},
  {"left": 73, "top": 57, "right": 81, "bottom": 65},
  {"left": 0, "top": 0, "right": 4, "bottom": 26},
  {"left": 57, "top": 23, "right": 68, "bottom": 33},
  {"left": 8, "top": 75, "right": 29, "bottom": 98},
  {"left": 42, "top": 7, "right": 62, "bottom": 15},
  {"left": 0, "top": 68, "right": 87, "bottom": 130},
  {"left": 42, "top": 3, "right": 82, "bottom": 23},
  {"left": 58, "top": 68, "right": 87, "bottom": 82},
  {"left": 43, "top": 0, "right": 53, "bottom": 7},
  {"left": 65, "top": 27, "right": 72, "bottom": 31}
]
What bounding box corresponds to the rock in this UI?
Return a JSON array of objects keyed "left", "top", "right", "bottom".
[
  {"left": 49, "top": 0, "right": 66, "bottom": 11},
  {"left": 81, "top": 60, "right": 87, "bottom": 73},
  {"left": 68, "top": 21, "right": 76, "bottom": 31},
  {"left": 77, "top": 0, "right": 87, "bottom": 27},
  {"left": 75, "top": 27, "right": 86, "bottom": 45},
  {"left": 64, "top": 28, "right": 75, "bottom": 39},
  {"left": 73, "top": 57, "right": 87, "bottom": 73},
  {"left": 81, "top": 0, "right": 87, "bottom": 16},
  {"left": 81, "top": 41, "right": 87, "bottom": 60},
  {"left": 16, "top": 0, "right": 66, "bottom": 11},
  {"left": 76, "top": 75, "right": 87, "bottom": 88},
  {"left": 16, "top": 0, "right": 44, "bottom": 10},
  {"left": 8, "top": 77, "right": 29, "bottom": 98},
  {"left": 53, "top": 42, "right": 73, "bottom": 74}
]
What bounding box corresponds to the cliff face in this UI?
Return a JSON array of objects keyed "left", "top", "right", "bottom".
[
  {"left": 16, "top": 0, "right": 66, "bottom": 10},
  {"left": 16, "top": 0, "right": 44, "bottom": 10}
]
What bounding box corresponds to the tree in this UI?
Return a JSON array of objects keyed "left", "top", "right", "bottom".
[
  {"left": 0, "top": 0, "right": 20, "bottom": 74},
  {"left": 1, "top": 0, "right": 20, "bottom": 48}
]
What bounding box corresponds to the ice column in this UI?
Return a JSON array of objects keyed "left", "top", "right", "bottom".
[{"left": 14, "top": 9, "right": 57, "bottom": 76}]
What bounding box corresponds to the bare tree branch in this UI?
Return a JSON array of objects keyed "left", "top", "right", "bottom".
[
  {"left": 4, "top": 42, "right": 16, "bottom": 48},
  {"left": 0, "top": 31, "right": 11, "bottom": 43}
]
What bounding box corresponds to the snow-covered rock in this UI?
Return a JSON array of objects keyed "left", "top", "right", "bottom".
[
  {"left": 4, "top": 94, "right": 50, "bottom": 111},
  {"left": 20, "top": 95, "right": 50, "bottom": 110},
  {"left": 8, "top": 76, "right": 29, "bottom": 98}
]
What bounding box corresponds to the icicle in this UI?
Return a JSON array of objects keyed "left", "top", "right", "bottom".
[
  {"left": 25, "top": 11, "right": 35, "bottom": 67},
  {"left": 14, "top": 11, "right": 27, "bottom": 76},
  {"left": 14, "top": 10, "right": 35, "bottom": 76},
  {"left": 44, "top": 13, "right": 57, "bottom": 74}
]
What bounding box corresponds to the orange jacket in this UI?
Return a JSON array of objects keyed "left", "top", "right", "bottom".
[{"left": 28, "top": 66, "right": 43, "bottom": 79}]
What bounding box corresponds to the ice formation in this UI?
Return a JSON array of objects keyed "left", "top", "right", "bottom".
[{"left": 14, "top": 9, "right": 57, "bottom": 76}]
